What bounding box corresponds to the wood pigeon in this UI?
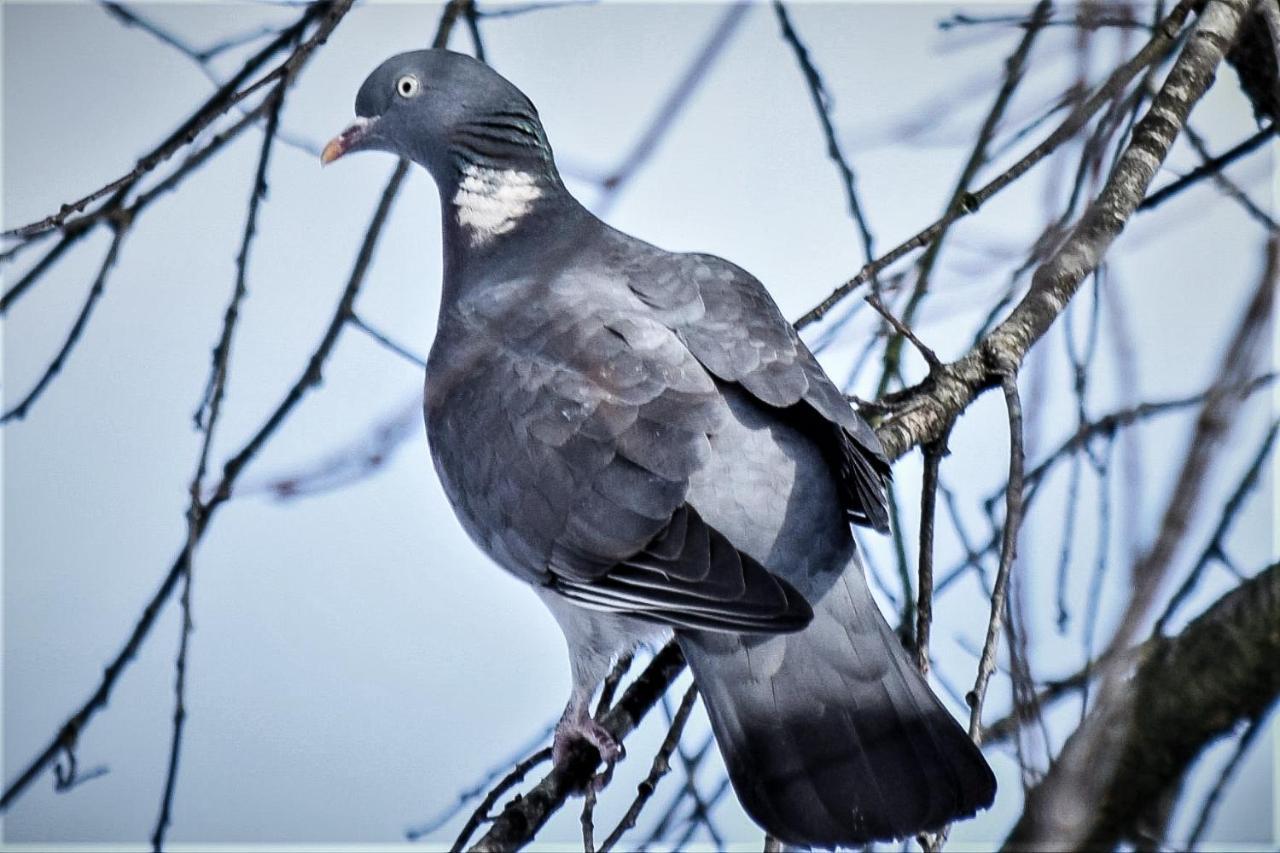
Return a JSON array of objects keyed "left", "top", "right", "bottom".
[{"left": 322, "top": 48, "right": 995, "bottom": 847}]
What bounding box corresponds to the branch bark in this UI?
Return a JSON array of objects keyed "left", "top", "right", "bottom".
[
  {"left": 467, "top": 643, "right": 687, "bottom": 852},
  {"left": 1005, "top": 561, "right": 1280, "bottom": 849}
]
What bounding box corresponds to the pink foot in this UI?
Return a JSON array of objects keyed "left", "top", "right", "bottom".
[{"left": 553, "top": 711, "right": 625, "bottom": 767}]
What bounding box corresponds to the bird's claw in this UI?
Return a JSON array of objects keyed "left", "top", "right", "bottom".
[{"left": 553, "top": 713, "right": 624, "bottom": 767}]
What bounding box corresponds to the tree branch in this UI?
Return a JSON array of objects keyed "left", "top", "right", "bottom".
[
  {"left": 0, "top": 159, "right": 410, "bottom": 814},
  {"left": 1, "top": 0, "right": 348, "bottom": 241},
  {"left": 1006, "top": 560, "right": 1280, "bottom": 849},
  {"left": 467, "top": 643, "right": 687, "bottom": 852},
  {"left": 871, "top": 0, "right": 1248, "bottom": 461},
  {"left": 793, "top": 0, "right": 1195, "bottom": 331}
]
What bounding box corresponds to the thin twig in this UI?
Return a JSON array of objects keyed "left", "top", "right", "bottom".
[
  {"left": 1, "top": 0, "right": 347, "bottom": 240},
  {"left": 405, "top": 719, "right": 557, "bottom": 840},
  {"left": 1184, "top": 714, "right": 1269, "bottom": 849},
  {"left": 877, "top": 0, "right": 1052, "bottom": 395},
  {"left": 670, "top": 777, "right": 731, "bottom": 849},
  {"left": 151, "top": 81, "right": 288, "bottom": 853},
  {"left": 102, "top": 1, "right": 323, "bottom": 156},
  {"left": 1106, "top": 233, "right": 1277, "bottom": 656},
  {"left": 598, "top": 685, "right": 699, "bottom": 853},
  {"left": 886, "top": 483, "right": 916, "bottom": 643},
  {"left": 866, "top": 292, "right": 942, "bottom": 371},
  {"left": 594, "top": 2, "right": 748, "bottom": 215},
  {"left": 642, "top": 730, "right": 720, "bottom": 849},
  {"left": 1154, "top": 418, "right": 1280, "bottom": 635},
  {"left": 1138, "top": 122, "right": 1276, "bottom": 213},
  {"left": 1181, "top": 123, "right": 1278, "bottom": 230},
  {"left": 0, "top": 160, "right": 410, "bottom": 814},
  {"left": 939, "top": 10, "right": 1150, "bottom": 32},
  {"left": 794, "top": 0, "right": 1195, "bottom": 331},
  {"left": 476, "top": 0, "right": 597, "bottom": 19},
  {"left": 594, "top": 652, "right": 635, "bottom": 718},
  {"left": 774, "top": 0, "right": 876, "bottom": 263},
  {"left": 2, "top": 226, "right": 130, "bottom": 424},
  {"left": 967, "top": 371, "right": 1023, "bottom": 741},
  {"left": 464, "top": 0, "right": 487, "bottom": 61},
  {"left": 914, "top": 432, "right": 950, "bottom": 674},
  {"left": 449, "top": 747, "right": 554, "bottom": 852},
  {"left": 349, "top": 313, "right": 428, "bottom": 369}
]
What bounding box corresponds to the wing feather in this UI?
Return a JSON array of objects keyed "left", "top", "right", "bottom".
[
  {"left": 433, "top": 288, "right": 815, "bottom": 634},
  {"left": 611, "top": 242, "right": 891, "bottom": 531}
]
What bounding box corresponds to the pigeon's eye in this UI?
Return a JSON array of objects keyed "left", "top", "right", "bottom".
[{"left": 396, "top": 74, "right": 421, "bottom": 98}]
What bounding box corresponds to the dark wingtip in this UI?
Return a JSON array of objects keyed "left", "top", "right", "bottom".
[{"left": 772, "top": 574, "right": 815, "bottom": 631}]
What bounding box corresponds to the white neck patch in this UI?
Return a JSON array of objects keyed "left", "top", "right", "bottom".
[{"left": 452, "top": 165, "right": 543, "bottom": 248}]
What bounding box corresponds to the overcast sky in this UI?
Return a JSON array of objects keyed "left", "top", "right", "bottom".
[{"left": 3, "top": 1, "right": 1275, "bottom": 849}]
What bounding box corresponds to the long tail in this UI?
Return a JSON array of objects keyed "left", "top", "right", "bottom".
[{"left": 677, "top": 558, "right": 996, "bottom": 847}]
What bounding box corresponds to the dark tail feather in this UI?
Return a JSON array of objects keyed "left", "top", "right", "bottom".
[{"left": 677, "top": 564, "right": 995, "bottom": 847}]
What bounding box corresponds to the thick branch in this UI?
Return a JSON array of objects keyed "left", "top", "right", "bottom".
[{"left": 1006, "top": 561, "right": 1280, "bottom": 849}]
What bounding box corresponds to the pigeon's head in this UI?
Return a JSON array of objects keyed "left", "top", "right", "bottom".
[{"left": 322, "top": 49, "right": 552, "bottom": 179}]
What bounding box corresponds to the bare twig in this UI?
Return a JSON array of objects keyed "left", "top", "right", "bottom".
[
  {"left": 405, "top": 719, "right": 556, "bottom": 840},
  {"left": 1180, "top": 123, "right": 1278, "bottom": 229},
  {"left": 774, "top": 0, "right": 876, "bottom": 263},
  {"left": 0, "top": 160, "right": 410, "bottom": 814},
  {"left": 468, "top": 642, "right": 687, "bottom": 852},
  {"left": 641, "top": 729, "right": 721, "bottom": 849},
  {"left": 794, "top": 0, "right": 1195, "bottom": 332},
  {"left": 1154, "top": 418, "right": 1280, "bottom": 635},
  {"left": 102, "top": 1, "right": 323, "bottom": 156},
  {"left": 966, "top": 371, "right": 1023, "bottom": 741},
  {"left": 1107, "top": 232, "right": 1276, "bottom": 655},
  {"left": 877, "top": 0, "right": 1051, "bottom": 395},
  {"left": 1, "top": 227, "right": 129, "bottom": 424},
  {"left": 2, "top": 0, "right": 347, "bottom": 241},
  {"left": 939, "top": 9, "right": 1150, "bottom": 32},
  {"left": 1139, "top": 123, "right": 1275, "bottom": 213},
  {"left": 151, "top": 81, "right": 288, "bottom": 853},
  {"left": 598, "top": 685, "right": 699, "bottom": 853},
  {"left": 866, "top": 292, "right": 943, "bottom": 371},
  {"left": 476, "top": 0, "right": 597, "bottom": 19},
  {"left": 595, "top": 2, "right": 748, "bottom": 214},
  {"left": 449, "top": 747, "right": 554, "bottom": 851},
  {"left": 914, "top": 432, "right": 950, "bottom": 675},
  {"left": 595, "top": 652, "right": 635, "bottom": 717},
  {"left": 1184, "top": 713, "right": 1269, "bottom": 849},
  {"left": 1022, "top": 373, "right": 1277, "bottom": 493},
  {"left": 51, "top": 744, "right": 108, "bottom": 793},
  {"left": 101, "top": 3, "right": 272, "bottom": 62},
  {"left": 349, "top": 313, "right": 428, "bottom": 369}
]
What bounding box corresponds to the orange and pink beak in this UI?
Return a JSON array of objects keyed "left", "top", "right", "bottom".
[{"left": 321, "top": 116, "right": 375, "bottom": 166}]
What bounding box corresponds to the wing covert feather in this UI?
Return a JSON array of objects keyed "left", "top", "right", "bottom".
[
  {"left": 429, "top": 288, "right": 813, "bottom": 634},
  {"left": 609, "top": 241, "right": 891, "bottom": 531}
]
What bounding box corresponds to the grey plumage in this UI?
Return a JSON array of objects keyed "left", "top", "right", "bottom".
[{"left": 324, "top": 49, "right": 995, "bottom": 847}]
